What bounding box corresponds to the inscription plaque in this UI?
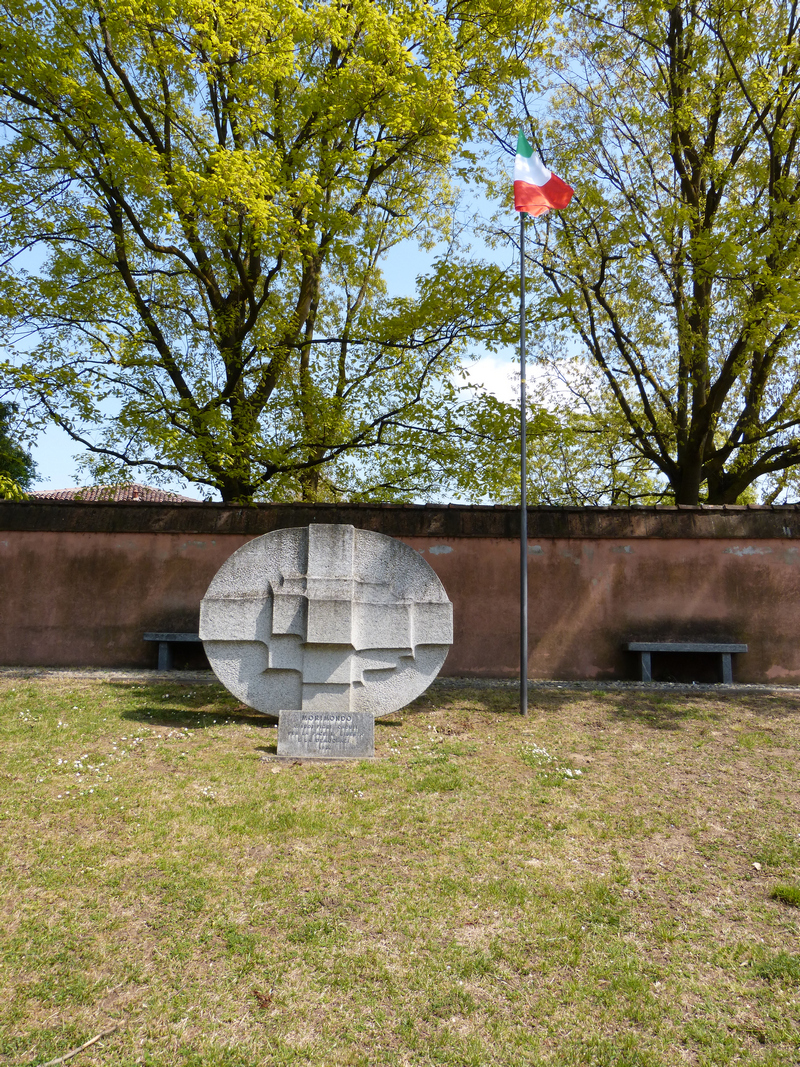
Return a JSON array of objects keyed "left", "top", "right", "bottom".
[{"left": 277, "top": 711, "right": 374, "bottom": 758}]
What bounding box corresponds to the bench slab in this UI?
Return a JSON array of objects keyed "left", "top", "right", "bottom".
[
  {"left": 627, "top": 642, "right": 747, "bottom": 654},
  {"left": 625, "top": 641, "right": 748, "bottom": 683},
  {"left": 144, "top": 632, "right": 202, "bottom": 671}
]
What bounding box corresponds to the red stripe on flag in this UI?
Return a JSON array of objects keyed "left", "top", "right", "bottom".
[{"left": 514, "top": 174, "right": 574, "bottom": 215}]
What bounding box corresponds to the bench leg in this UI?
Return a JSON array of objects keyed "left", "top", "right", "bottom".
[
  {"left": 721, "top": 652, "right": 732, "bottom": 684},
  {"left": 640, "top": 651, "right": 652, "bottom": 683},
  {"left": 157, "top": 642, "right": 173, "bottom": 671}
]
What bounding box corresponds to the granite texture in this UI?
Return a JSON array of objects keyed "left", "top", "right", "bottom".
[{"left": 200, "top": 524, "right": 453, "bottom": 717}]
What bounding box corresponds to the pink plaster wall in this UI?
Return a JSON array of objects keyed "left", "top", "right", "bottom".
[
  {"left": 2, "top": 525, "right": 799, "bottom": 681},
  {"left": 0, "top": 531, "right": 252, "bottom": 669},
  {"left": 406, "top": 536, "right": 800, "bottom": 681}
]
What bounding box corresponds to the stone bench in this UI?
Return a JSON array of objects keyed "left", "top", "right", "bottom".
[
  {"left": 626, "top": 642, "right": 748, "bottom": 684},
  {"left": 143, "top": 632, "right": 202, "bottom": 671}
]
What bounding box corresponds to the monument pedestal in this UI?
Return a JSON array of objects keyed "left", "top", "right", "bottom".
[{"left": 277, "top": 711, "right": 374, "bottom": 759}]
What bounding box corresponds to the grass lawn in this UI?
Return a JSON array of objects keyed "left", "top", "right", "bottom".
[{"left": 1, "top": 677, "right": 798, "bottom": 1066}]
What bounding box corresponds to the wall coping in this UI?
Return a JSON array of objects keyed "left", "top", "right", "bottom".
[{"left": 3, "top": 500, "right": 800, "bottom": 538}]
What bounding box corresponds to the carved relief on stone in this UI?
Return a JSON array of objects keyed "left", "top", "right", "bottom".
[{"left": 199, "top": 523, "right": 453, "bottom": 718}]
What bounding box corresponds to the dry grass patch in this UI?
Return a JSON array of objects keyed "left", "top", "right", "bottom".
[{"left": 0, "top": 678, "right": 798, "bottom": 1066}]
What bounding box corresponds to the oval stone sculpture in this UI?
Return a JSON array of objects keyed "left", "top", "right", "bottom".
[{"left": 200, "top": 524, "right": 452, "bottom": 753}]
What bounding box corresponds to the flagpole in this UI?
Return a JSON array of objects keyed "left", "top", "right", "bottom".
[
  {"left": 513, "top": 129, "right": 573, "bottom": 717},
  {"left": 519, "top": 211, "right": 528, "bottom": 717}
]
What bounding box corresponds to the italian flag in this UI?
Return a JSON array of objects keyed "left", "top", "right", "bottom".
[{"left": 514, "top": 131, "right": 573, "bottom": 216}]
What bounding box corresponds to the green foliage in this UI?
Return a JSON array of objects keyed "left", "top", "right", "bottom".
[
  {"left": 0, "top": 401, "right": 36, "bottom": 497},
  {"left": 508, "top": 0, "right": 800, "bottom": 504},
  {"left": 0, "top": 0, "right": 543, "bottom": 503},
  {"left": 455, "top": 363, "right": 667, "bottom": 505}
]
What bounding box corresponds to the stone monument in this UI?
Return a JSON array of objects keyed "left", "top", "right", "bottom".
[{"left": 199, "top": 524, "right": 453, "bottom": 758}]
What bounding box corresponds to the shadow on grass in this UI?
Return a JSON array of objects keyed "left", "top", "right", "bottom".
[
  {"left": 727, "top": 694, "right": 800, "bottom": 720},
  {"left": 102, "top": 680, "right": 278, "bottom": 730},
  {"left": 605, "top": 691, "right": 800, "bottom": 729},
  {"left": 391, "top": 684, "right": 533, "bottom": 725},
  {"left": 120, "top": 706, "right": 279, "bottom": 730},
  {"left": 389, "top": 685, "right": 611, "bottom": 727},
  {"left": 405, "top": 684, "right": 785, "bottom": 733},
  {"left": 606, "top": 698, "right": 700, "bottom": 731},
  {"left": 104, "top": 678, "right": 800, "bottom": 735}
]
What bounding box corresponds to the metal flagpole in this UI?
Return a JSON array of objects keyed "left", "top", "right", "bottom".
[{"left": 519, "top": 212, "right": 528, "bottom": 717}]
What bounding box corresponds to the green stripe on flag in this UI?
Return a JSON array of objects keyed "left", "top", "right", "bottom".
[{"left": 516, "top": 130, "right": 533, "bottom": 158}]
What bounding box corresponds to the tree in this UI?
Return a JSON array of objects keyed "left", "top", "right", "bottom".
[
  {"left": 448, "top": 363, "right": 667, "bottom": 505},
  {"left": 0, "top": 0, "right": 539, "bottom": 503},
  {"left": 0, "top": 400, "right": 36, "bottom": 498},
  {"left": 512, "top": 0, "right": 800, "bottom": 504}
]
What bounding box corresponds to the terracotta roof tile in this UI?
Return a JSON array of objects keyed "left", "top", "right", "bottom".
[{"left": 29, "top": 483, "right": 199, "bottom": 503}]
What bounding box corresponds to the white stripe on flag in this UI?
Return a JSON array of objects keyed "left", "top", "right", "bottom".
[{"left": 514, "top": 153, "right": 551, "bottom": 187}]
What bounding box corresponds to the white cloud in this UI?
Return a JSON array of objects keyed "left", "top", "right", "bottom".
[{"left": 462, "top": 355, "right": 519, "bottom": 404}]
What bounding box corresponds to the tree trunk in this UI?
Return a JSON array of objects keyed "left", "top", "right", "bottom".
[
  {"left": 218, "top": 476, "right": 258, "bottom": 505},
  {"left": 673, "top": 461, "right": 704, "bottom": 504}
]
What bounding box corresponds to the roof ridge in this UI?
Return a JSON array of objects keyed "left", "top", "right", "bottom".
[{"left": 29, "top": 483, "right": 199, "bottom": 502}]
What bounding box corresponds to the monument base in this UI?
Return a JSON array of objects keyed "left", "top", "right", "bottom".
[{"left": 277, "top": 711, "right": 374, "bottom": 759}]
